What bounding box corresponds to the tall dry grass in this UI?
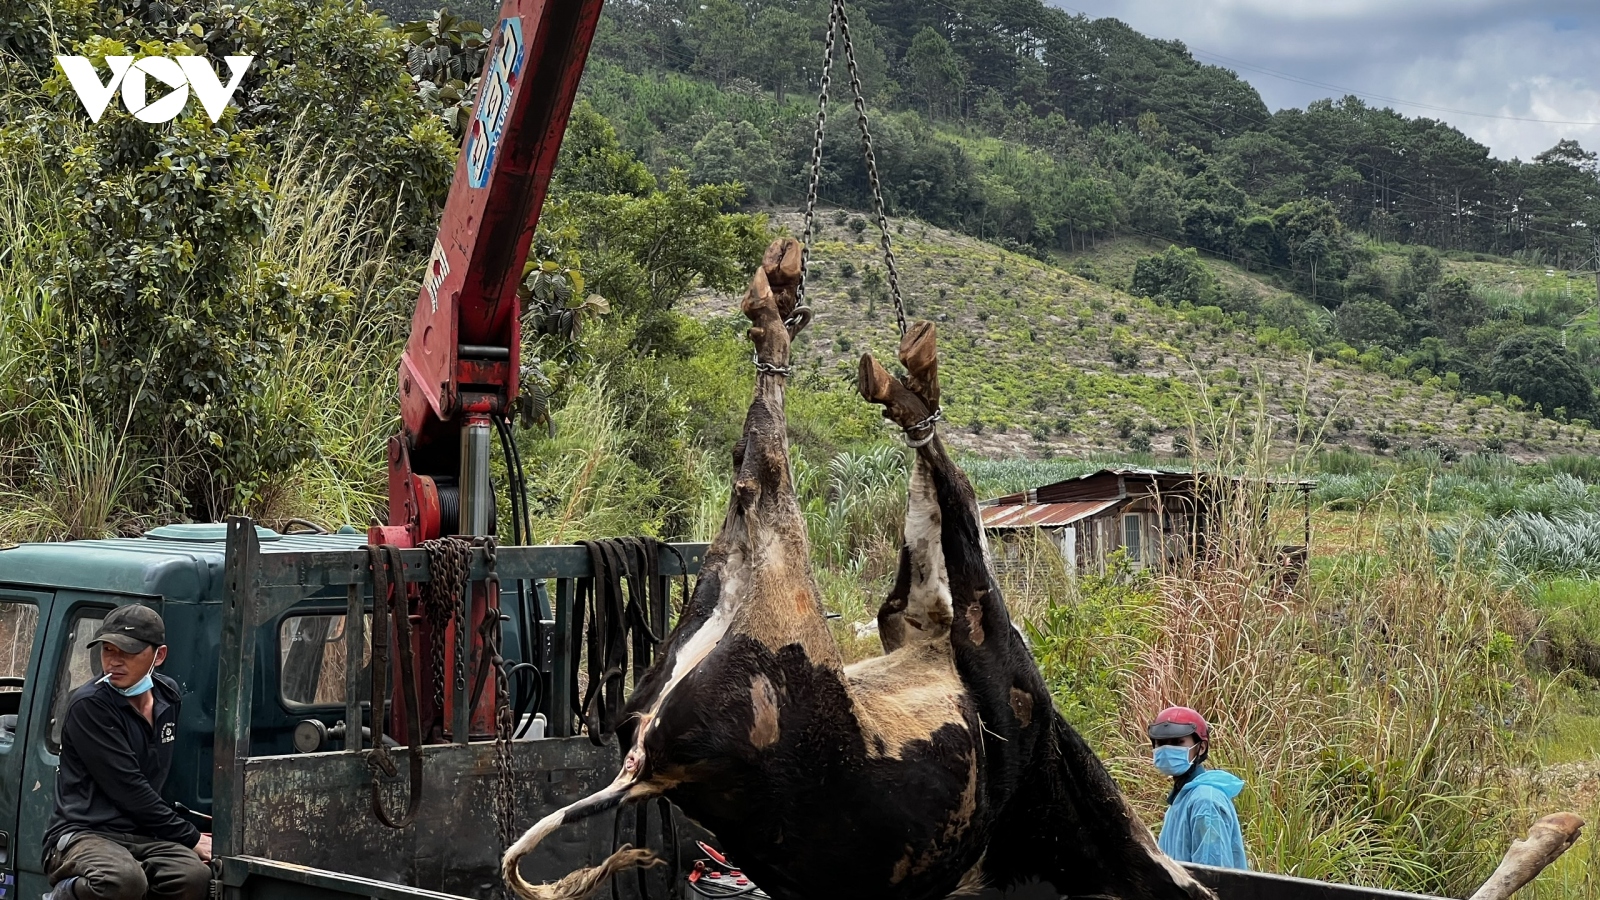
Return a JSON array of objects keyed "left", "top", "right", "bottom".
[
  {"left": 0, "top": 122, "right": 419, "bottom": 537},
  {"left": 241, "top": 132, "right": 417, "bottom": 529},
  {"left": 518, "top": 378, "right": 670, "bottom": 544},
  {"left": 1004, "top": 376, "right": 1556, "bottom": 897}
]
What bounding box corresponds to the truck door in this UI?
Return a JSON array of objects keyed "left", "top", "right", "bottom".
[
  {"left": 15, "top": 599, "right": 110, "bottom": 897},
  {"left": 0, "top": 589, "right": 48, "bottom": 898}
]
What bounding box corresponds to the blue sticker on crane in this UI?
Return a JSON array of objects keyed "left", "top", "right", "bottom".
[{"left": 466, "top": 16, "right": 526, "bottom": 189}]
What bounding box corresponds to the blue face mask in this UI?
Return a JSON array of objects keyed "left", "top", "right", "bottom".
[
  {"left": 100, "top": 658, "right": 155, "bottom": 697},
  {"left": 1153, "top": 745, "right": 1194, "bottom": 777}
]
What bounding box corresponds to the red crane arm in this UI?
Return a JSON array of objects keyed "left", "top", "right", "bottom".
[
  {"left": 370, "top": 0, "right": 606, "bottom": 744},
  {"left": 378, "top": 0, "right": 606, "bottom": 548}
]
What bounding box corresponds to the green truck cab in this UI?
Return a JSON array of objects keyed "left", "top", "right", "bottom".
[
  {"left": 0, "top": 521, "right": 669, "bottom": 899},
  {"left": 0, "top": 524, "right": 401, "bottom": 895}
]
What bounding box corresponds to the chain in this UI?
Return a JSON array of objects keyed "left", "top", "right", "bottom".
[
  {"left": 420, "top": 537, "right": 470, "bottom": 739},
  {"left": 797, "top": 0, "right": 839, "bottom": 308},
  {"left": 837, "top": 0, "right": 906, "bottom": 338},
  {"left": 752, "top": 351, "right": 792, "bottom": 377},
  {"left": 797, "top": 0, "right": 907, "bottom": 338},
  {"left": 904, "top": 407, "right": 945, "bottom": 449},
  {"left": 367, "top": 545, "right": 424, "bottom": 829},
  {"left": 452, "top": 551, "right": 468, "bottom": 715},
  {"left": 476, "top": 536, "right": 518, "bottom": 858}
]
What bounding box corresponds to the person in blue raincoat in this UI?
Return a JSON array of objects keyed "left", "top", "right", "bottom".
[{"left": 1147, "top": 706, "right": 1249, "bottom": 870}]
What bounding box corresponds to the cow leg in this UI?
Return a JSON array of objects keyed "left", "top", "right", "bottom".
[
  {"left": 875, "top": 545, "right": 911, "bottom": 653},
  {"left": 861, "top": 326, "right": 1210, "bottom": 900},
  {"left": 861, "top": 323, "right": 960, "bottom": 659}
]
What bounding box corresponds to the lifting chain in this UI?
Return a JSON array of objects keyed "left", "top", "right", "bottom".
[
  {"left": 421, "top": 537, "right": 471, "bottom": 740},
  {"left": 473, "top": 537, "right": 518, "bottom": 857},
  {"left": 799, "top": 0, "right": 907, "bottom": 338}
]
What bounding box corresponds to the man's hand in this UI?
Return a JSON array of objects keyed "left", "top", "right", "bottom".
[{"left": 194, "top": 833, "right": 213, "bottom": 862}]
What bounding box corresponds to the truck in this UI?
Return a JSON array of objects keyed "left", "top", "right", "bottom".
[
  {"left": 0, "top": 519, "right": 710, "bottom": 899},
  {"left": 0, "top": 0, "right": 1580, "bottom": 897}
]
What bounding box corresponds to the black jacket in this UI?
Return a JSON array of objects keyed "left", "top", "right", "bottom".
[{"left": 43, "top": 672, "right": 200, "bottom": 854}]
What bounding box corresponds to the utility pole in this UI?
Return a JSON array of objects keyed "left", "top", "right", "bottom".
[{"left": 1593, "top": 235, "right": 1600, "bottom": 327}]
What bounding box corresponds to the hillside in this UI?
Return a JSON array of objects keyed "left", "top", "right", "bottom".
[{"left": 688, "top": 213, "right": 1599, "bottom": 460}]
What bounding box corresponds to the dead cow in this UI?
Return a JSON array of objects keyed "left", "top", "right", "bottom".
[{"left": 503, "top": 238, "right": 1211, "bottom": 900}]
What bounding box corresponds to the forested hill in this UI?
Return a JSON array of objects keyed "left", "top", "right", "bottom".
[
  {"left": 552, "top": 0, "right": 1600, "bottom": 267},
  {"left": 379, "top": 0, "right": 1600, "bottom": 428}
]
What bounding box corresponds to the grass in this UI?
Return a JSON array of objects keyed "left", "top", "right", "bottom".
[{"left": 1009, "top": 475, "right": 1543, "bottom": 895}]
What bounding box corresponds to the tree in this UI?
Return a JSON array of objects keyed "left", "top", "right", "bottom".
[
  {"left": 1272, "top": 199, "right": 1344, "bottom": 303},
  {"left": 1336, "top": 296, "right": 1406, "bottom": 350},
  {"left": 690, "top": 120, "right": 780, "bottom": 205},
  {"left": 1214, "top": 131, "right": 1307, "bottom": 205},
  {"left": 1298, "top": 231, "right": 1331, "bottom": 304},
  {"left": 1429, "top": 275, "right": 1487, "bottom": 342},
  {"left": 1127, "top": 166, "right": 1182, "bottom": 240},
  {"left": 554, "top": 102, "right": 655, "bottom": 196},
  {"left": 1490, "top": 333, "right": 1595, "bottom": 418},
  {"left": 552, "top": 168, "right": 768, "bottom": 351},
  {"left": 751, "top": 5, "right": 814, "bottom": 103},
  {"left": 685, "top": 0, "right": 755, "bottom": 86},
  {"left": 1131, "top": 247, "right": 1220, "bottom": 307},
  {"left": 905, "top": 26, "right": 963, "bottom": 119},
  {"left": 1403, "top": 246, "right": 1443, "bottom": 297},
  {"left": 1179, "top": 169, "right": 1247, "bottom": 255}
]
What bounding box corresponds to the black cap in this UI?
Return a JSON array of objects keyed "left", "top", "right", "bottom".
[{"left": 86, "top": 605, "right": 166, "bottom": 652}]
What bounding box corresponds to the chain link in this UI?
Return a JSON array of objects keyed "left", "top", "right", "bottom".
[
  {"left": 420, "top": 537, "right": 470, "bottom": 739},
  {"left": 475, "top": 537, "right": 518, "bottom": 860},
  {"left": 904, "top": 406, "right": 945, "bottom": 448},
  {"left": 798, "top": 0, "right": 907, "bottom": 338},
  {"left": 797, "top": 0, "right": 839, "bottom": 308},
  {"left": 837, "top": 0, "right": 907, "bottom": 338}
]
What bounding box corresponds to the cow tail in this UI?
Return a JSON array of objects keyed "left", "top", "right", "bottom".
[{"left": 503, "top": 783, "right": 662, "bottom": 900}]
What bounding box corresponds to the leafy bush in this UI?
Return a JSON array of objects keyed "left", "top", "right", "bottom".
[
  {"left": 1490, "top": 333, "right": 1596, "bottom": 420},
  {"left": 1130, "top": 246, "right": 1220, "bottom": 307}
]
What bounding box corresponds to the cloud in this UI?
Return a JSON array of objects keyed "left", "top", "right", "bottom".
[{"left": 1051, "top": 0, "right": 1600, "bottom": 160}]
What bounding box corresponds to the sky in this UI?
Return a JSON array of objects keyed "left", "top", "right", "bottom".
[{"left": 1049, "top": 0, "right": 1600, "bottom": 163}]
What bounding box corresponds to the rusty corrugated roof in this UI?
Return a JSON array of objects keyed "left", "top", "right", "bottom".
[{"left": 981, "top": 499, "right": 1120, "bottom": 530}]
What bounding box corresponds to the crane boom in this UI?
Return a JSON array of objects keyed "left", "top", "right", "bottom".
[
  {"left": 374, "top": 0, "right": 605, "bottom": 550},
  {"left": 369, "top": 0, "right": 606, "bottom": 742}
]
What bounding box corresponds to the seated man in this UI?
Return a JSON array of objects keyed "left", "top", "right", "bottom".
[
  {"left": 42, "top": 605, "right": 212, "bottom": 900},
  {"left": 1147, "top": 705, "right": 1249, "bottom": 870}
]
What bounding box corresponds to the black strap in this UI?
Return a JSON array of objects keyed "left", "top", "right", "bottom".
[
  {"left": 368, "top": 544, "right": 425, "bottom": 829},
  {"left": 577, "top": 541, "right": 625, "bottom": 745},
  {"left": 572, "top": 538, "right": 673, "bottom": 745}
]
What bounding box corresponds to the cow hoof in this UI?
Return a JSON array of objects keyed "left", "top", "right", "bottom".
[{"left": 898, "top": 321, "right": 940, "bottom": 411}]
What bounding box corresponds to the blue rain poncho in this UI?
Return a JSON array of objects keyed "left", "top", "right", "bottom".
[{"left": 1156, "top": 766, "right": 1249, "bottom": 870}]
